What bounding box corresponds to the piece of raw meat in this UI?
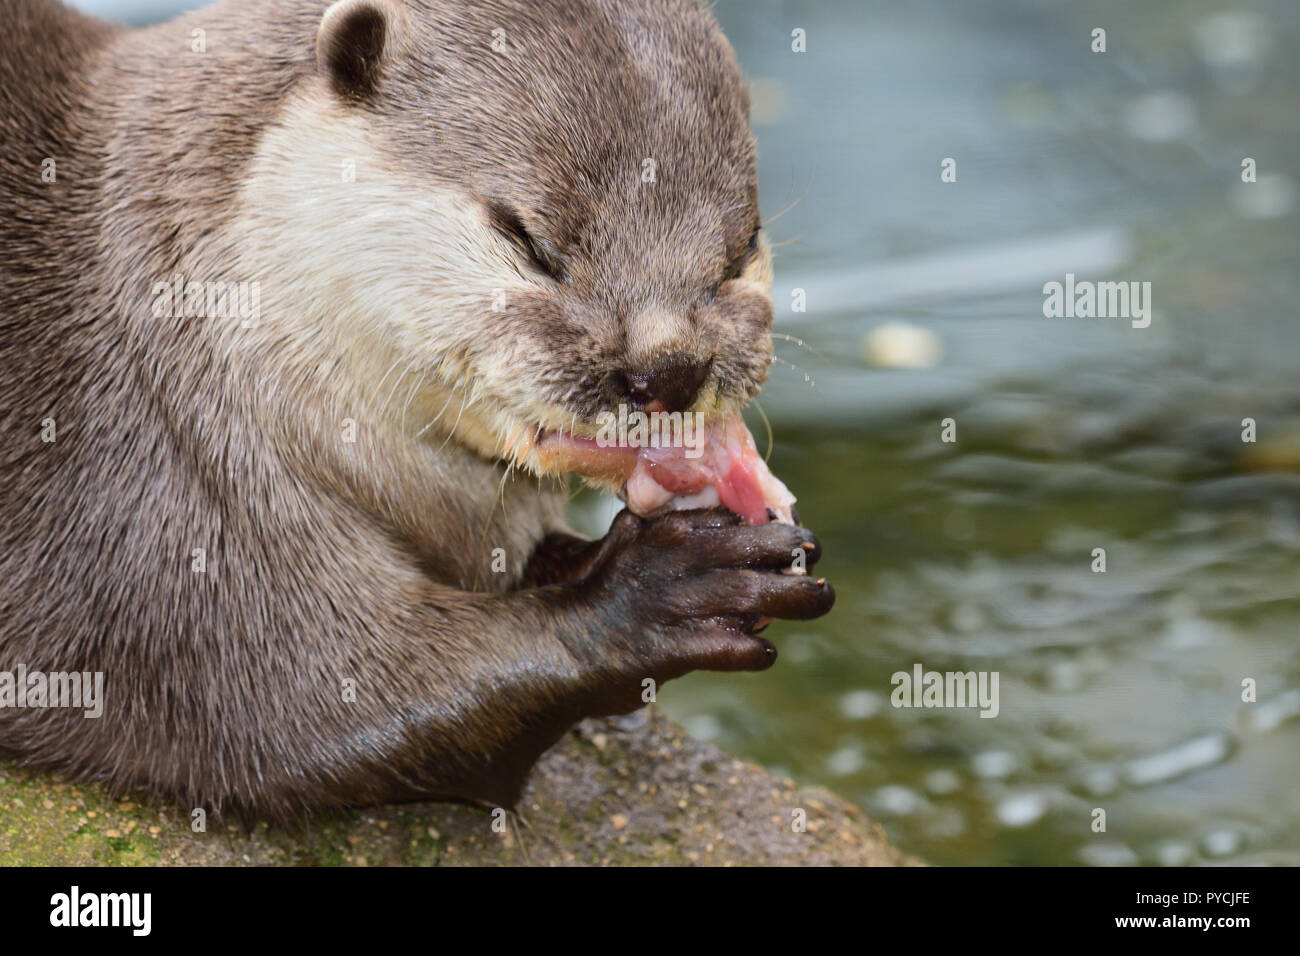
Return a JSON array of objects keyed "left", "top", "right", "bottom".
[
  {"left": 532, "top": 413, "right": 797, "bottom": 526},
  {"left": 623, "top": 415, "right": 796, "bottom": 526}
]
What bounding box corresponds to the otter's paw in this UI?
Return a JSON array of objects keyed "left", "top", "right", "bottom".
[{"left": 563, "top": 508, "right": 834, "bottom": 711}]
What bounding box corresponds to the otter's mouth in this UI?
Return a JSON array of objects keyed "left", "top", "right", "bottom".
[{"left": 531, "top": 414, "right": 796, "bottom": 527}]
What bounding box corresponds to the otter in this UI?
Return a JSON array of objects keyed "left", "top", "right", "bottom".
[{"left": 0, "top": 0, "right": 833, "bottom": 821}]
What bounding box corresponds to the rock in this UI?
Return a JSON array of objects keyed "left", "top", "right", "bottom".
[{"left": 0, "top": 708, "right": 912, "bottom": 866}]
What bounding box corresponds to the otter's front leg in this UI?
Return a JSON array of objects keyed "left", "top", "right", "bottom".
[{"left": 393, "top": 508, "right": 832, "bottom": 809}]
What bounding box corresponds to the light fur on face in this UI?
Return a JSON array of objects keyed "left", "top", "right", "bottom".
[{"left": 224, "top": 83, "right": 775, "bottom": 484}]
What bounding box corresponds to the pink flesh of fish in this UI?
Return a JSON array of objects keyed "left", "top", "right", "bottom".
[{"left": 623, "top": 415, "right": 797, "bottom": 526}]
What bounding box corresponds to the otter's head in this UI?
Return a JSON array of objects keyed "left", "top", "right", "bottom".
[{"left": 239, "top": 0, "right": 772, "bottom": 487}]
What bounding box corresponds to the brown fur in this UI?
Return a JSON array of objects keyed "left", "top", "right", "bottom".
[{"left": 0, "top": 0, "right": 829, "bottom": 821}]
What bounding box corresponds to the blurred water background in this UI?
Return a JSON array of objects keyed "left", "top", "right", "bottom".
[
  {"left": 79, "top": 0, "right": 1300, "bottom": 865},
  {"left": 648, "top": 0, "right": 1300, "bottom": 866}
]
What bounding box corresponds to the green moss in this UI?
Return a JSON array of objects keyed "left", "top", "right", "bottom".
[
  {"left": 0, "top": 711, "right": 907, "bottom": 866},
  {"left": 316, "top": 843, "right": 345, "bottom": 867}
]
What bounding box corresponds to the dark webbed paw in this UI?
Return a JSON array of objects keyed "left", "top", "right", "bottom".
[
  {"left": 558, "top": 508, "right": 834, "bottom": 712},
  {"left": 522, "top": 532, "right": 606, "bottom": 588}
]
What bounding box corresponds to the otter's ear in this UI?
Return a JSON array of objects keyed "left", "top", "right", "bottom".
[{"left": 316, "top": 0, "right": 394, "bottom": 99}]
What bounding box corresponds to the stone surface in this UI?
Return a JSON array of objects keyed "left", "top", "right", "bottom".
[{"left": 0, "top": 707, "right": 910, "bottom": 866}]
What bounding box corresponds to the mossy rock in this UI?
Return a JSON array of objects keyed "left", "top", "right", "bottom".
[{"left": 0, "top": 708, "right": 910, "bottom": 866}]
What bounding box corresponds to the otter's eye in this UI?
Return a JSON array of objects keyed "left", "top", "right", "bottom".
[
  {"left": 487, "top": 202, "right": 566, "bottom": 282},
  {"left": 726, "top": 227, "right": 761, "bottom": 280},
  {"left": 708, "top": 227, "right": 761, "bottom": 299}
]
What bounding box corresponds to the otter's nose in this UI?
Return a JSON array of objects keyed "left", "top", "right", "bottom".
[{"left": 615, "top": 354, "right": 711, "bottom": 413}]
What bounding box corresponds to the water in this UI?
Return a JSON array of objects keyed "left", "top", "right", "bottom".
[{"left": 638, "top": 0, "right": 1300, "bottom": 865}]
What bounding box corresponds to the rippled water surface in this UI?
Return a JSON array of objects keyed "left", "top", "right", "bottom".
[{"left": 631, "top": 0, "right": 1300, "bottom": 865}]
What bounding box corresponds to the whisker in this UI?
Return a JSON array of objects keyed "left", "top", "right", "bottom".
[
  {"left": 471, "top": 464, "right": 510, "bottom": 592},
  {"left": 772, "top": 331, "right": 834, "bottom": 368},
  {"left": 763, "top": 167, "right": 815, "bottom": 227},
  {"left": 380, "top": 356, "right": 420, "bottom": 415},
  {"left": 372, "top": 354, "right": 406, "bottom": 400},
  {"left": 496, "top": 460, "right": 513, "bottom": 519},
  {"left": 400, "top": 369, "right": 426, "bottom": 436},
  {"left": 767, "top": 230, "right": 808, "bottom": 249},
  {"left": 414, "top": 386, "right": 459, "bottom": 440},
  {"left": 436, "top": 386, "right": 475, "bottom": 453},
  {"left": 470, "top": 431, "right": 521, "bottom": 590},
  {"left": 771, "top": 355, "right": 816, "bottom": 389}
]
